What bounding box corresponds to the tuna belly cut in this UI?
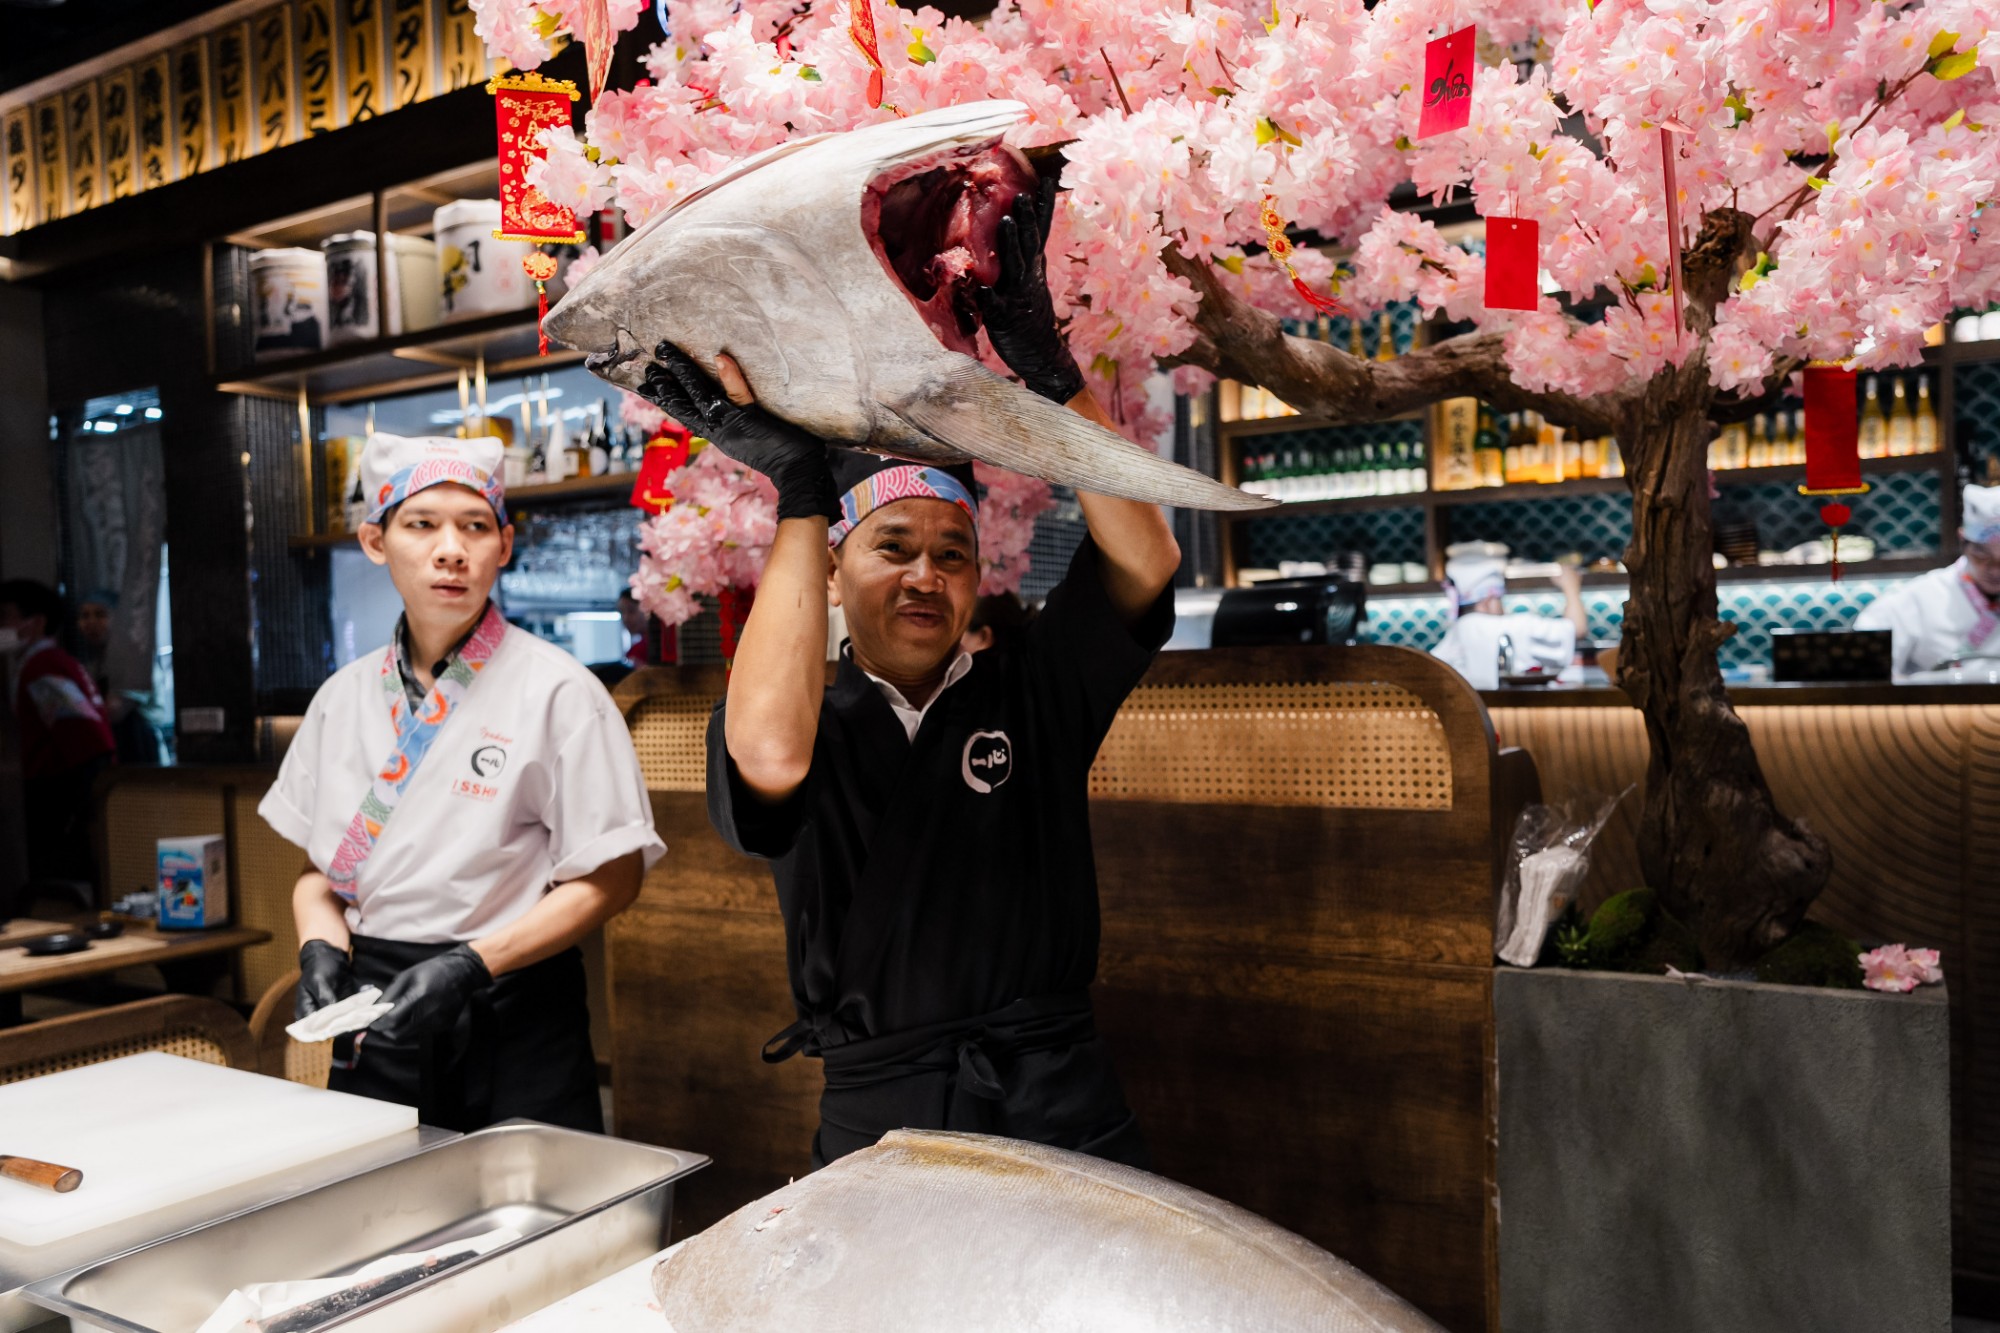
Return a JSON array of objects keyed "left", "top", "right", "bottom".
[{"left": 862, "top": 144, "right": 1040, "bottom": 356}]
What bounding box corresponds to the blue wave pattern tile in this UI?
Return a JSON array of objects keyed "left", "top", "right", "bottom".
[
  {"left": 1362, "top": 576, "right": 1919, "bottom": 670},
  {"left": 1955, "top": 359, "right": 2000, "bottom": 471},
  {"left": 1715, "top": 468, "right": 1940, "bottom": 556},
  {"left": 1444, "top": 493, "right": 1634, "bottom": 565},
  {"left": 1242, "top": 506, "right": 1427, "bottom": 568}
]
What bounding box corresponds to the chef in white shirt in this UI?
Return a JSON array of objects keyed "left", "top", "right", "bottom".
[
  {"left": 1430, "top": 552, "right": 1589, "bottom": 690},
  {"left": 1854, "top": 484, "right": 2000, "bottom": 680},
  {"left": 259, "top": 433, "right": 664, "bottom": 1130}
]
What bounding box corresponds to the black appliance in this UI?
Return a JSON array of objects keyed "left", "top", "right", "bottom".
[
  {"left": 1770, "top": 628, "right": 1893, "bottom": 682},
  {"left": 1211, "top": 578, "right": 1368, "bottom": 648}
]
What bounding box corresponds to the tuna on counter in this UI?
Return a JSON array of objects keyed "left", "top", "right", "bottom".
[
  {"left": 544, "top": 100, "right": 1273, "bottom": 513},
  {"left": 652, "top": 1129, "right": 1447, "bottom": 1332}
]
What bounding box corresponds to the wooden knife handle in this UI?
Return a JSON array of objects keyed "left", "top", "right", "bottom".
[{"left": 0, "top": 1155, "right": 82, "bottom": 1192}]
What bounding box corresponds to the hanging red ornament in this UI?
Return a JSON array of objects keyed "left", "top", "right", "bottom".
[
  {"left": 1484, "top": 216, "right": 1540, "bottom": 311},
  {"left": 522, "top": 250, "right": 560, "bottom": 355},
  {"left": 579, "top": 0, "right": 614, "bottom": 102},
  {"left": 629, "top": 423, "right": 694, "bottom": 514},
  {"left": 1800, "top": 362, "right": 1872, "bottom": 581},
  {"left": 1417, "top": 26, "right": 1474, "bottom": 140},
  {"left": 851, "top": 0, "right": 886, "bottom": 109},
  {"left": 1258, "top": 196, "right": 1345, "bottom": 314},
  {"left": 488, "top": 72, "right": 587, "bottom": 246},
  {"left": 1659, "top": 124, "right": 1692, "bottom": 346}
]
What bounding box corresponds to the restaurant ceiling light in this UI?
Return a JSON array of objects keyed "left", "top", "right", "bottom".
[
  {"left": 144, "top": 407, "right": 162, "bottom": 420},
  {"left": 113, "top": 404, "right": 133, "bottom": 415},
  {"left": 90, "top": 420, "right": 119, "bottom": 433}
]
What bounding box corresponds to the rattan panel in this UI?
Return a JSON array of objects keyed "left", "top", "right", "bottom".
[
  {"left": 234, "top": 788, "right": 304, "bottom": 1005},
  {"left": 1090, "top": 681, "right": 1453, "bottom": 810},
  {"left": 104, "top": 786, "right": 226, "bottom": 905},
  {"left": 284, "top": 1038, "right": 332, "bottom": 1089},
  {"left": 0, "top": 1032, "right": 229, "bottom": 1086},
  {"left": 629, "top": 695, "right": 720, "bottom": 792}
]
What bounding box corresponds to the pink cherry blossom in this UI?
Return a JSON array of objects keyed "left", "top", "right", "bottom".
[{"left": 1860, "top": 943, "right": 1945, "bottom": 993}]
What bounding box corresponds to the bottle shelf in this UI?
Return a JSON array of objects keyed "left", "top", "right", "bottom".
[{"left": 215, "top": 307, "right": 585, "bottom": 406}]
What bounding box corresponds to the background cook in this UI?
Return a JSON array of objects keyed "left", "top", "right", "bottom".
[
  {"left": 1430, "top": 549, "right": 1590, "bottom": 690},
  {"left": 1854, "top": 483, "right": 2000, "bottom": 679},
  {"left": 259, "top": 433, "right": 664, "bottom": 1130}
]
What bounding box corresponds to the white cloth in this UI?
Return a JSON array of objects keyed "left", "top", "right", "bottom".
[
  {"left": 259, "top": 623, "right": 665, "bottom": 943},
  {"left": 1963, "top": 484, "right": 2000, "bottom": 544},
  {"left": 197, "top": 1225, "right": 522, "bottom": 1333},
  {"left": 1445, "top": 553, "right": 1507, "bottom": 610},
  {"left": 1853, "top": 561, "right": 2000, "bottom": 678},
  {"left": 284, "top": 986, "right": 395, "bottom": 1043},
  {"left": 1431, "top": 611, "right": 1577, "bottom": 691},
  {"left": 862, "top": 649, "right": 974, "bottom": 742}
]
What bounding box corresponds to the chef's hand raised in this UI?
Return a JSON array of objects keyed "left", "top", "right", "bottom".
[
  {"left": 296, "top": 939, "right": 359, "bottom": 1022},
  {"left": 370, "top": 943, "right": 493, "bottom": 1045},
  {"left": 639, "top": 345, "right": 839, "bottom": 522},
  {"left": 975, "top": 176, "right": 1085, "bottom": 404}
]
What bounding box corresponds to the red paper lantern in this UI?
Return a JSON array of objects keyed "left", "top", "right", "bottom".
[
  {"left": 629, "top": 424, "right": 694, "bottom": 514},
  {"left": 1800, "top": 362, "right": 1872, "bottom": 580}
]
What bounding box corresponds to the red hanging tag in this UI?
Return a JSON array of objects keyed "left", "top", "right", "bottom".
[
  {"left": 1828, "top": 0, "right": 1836, "bottom": 30},
  {"left": 579, "top": 0, "right": 614, "bottom": 101},
  {"left": 1659, "top": 125, "right": 1688, "bottom": 346},
  {"left": 1485, "top": 216, "right": 1540, "bottom": 310},
  {"left": 490, "top": 73, "right": 587, "bottom": 245},
  {"left": 851, "top": 0, "right": 886, "bottom": 109},
  {"left": 1418, "top": 26, "right": 1475, "bottom": 140}
]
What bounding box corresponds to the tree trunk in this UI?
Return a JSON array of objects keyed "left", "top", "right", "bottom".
[{"left": 1614, "top": 375, "right": 1831, "bottom": 970}]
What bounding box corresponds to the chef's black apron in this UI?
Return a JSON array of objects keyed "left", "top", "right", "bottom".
[
  {"left": 334, "top": 934, "right": 602, "bottom": 1133},
  {"left": 710, "top": 539, "right": 1172, "bottom": 1168}
]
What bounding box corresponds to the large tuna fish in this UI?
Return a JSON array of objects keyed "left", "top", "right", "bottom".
[
  {"left": 544, "top": 100, "right": 1273, "bottom": 512},
  {"left": 651, "top": 1129, "right": 1448, "bottom": 1331}
]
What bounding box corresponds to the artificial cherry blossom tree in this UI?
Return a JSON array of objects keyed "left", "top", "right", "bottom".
[{"left": 483, "top": 0, "right": 2000, "bottom": 968}]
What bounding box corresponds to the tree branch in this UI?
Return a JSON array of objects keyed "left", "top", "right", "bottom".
[{"left": 1158, "top": 248, "right": 1620, "bottom": 439}]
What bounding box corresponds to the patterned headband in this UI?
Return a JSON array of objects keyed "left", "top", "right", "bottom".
[
  {"left": 828, "top": 465, "right": 979, "bottom": 547},
  {"left": 366, "top": 459, "right": 507, "bottom": 526}
]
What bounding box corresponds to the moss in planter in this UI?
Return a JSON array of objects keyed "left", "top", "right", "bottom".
[
  {"left": 1755, "top": 921, "right": 1864, "bottom": 989},
  {"left": 1565, "top": 888, "right": 1704, "bottom": 974}
]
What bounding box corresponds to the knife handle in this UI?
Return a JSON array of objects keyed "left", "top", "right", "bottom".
[{"left": 0, "top": 1155, "right": 82, "bottom": 1192}]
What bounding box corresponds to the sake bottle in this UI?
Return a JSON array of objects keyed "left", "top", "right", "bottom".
[
  {"left": 1858, "top": 376, "right": 1889, "bottom": 459},
  {"left": 1348, "top": 318, "right": 1366, "bottom": 360},
  {"left": 1916, "top": 375, "right": 1940, "bottom": 453},
  {"left": 1375, "top": 312, "right": 1398, "bottom": 361},
  {"left": 1886, "top": 377, "right": 1916, "bottom": 456},
  {"left": 1475, "top": 405, "right": 1506, "bottom": 488}
]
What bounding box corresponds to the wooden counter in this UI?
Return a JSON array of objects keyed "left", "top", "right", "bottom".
[{"left": 1481, "top": 680, "right": 2000, "bottom": 707}]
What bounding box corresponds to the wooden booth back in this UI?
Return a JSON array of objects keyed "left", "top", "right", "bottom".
[{"left": 609, "top": 646, "right": 1531, "bottom": 1333}]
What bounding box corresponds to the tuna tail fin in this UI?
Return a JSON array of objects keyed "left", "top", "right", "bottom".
[{"left": 886, "top": 361, "right": 1277, "bottom": 512}]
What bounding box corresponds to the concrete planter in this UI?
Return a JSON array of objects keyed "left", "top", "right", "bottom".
[{"left": 1496, "top": 969, "right": 1948, "bottom": 1333}]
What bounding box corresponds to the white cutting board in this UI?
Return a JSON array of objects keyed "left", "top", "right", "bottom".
[{"left": 0, "top": 1052, "right": 417, "bottom": 1247}]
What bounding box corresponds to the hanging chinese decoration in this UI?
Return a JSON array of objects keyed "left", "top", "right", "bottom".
[
  {"left": 1417, "top": 26, "right": 1474, "bottom": 140},
  {"left": 489, "top": 70, "right": 586, "bottom": 356},
  {"left": 1484, "top": 216, "right": 1540, "bottom": 311},
  {"left": 851, "top": 0, "right": 887, "bottom": 109},
  {"left": 1800, "top": 362, "right": 1871, "bottom": 581},
  {"left": 1258, "top": 196, "right": 1342, "bottom": 314},
  {"left": 1659, "top": 123, "right": 1693, "bottom": 345},
  {"left": 629, "top": 420, "right": 695, "bottom": 514}
]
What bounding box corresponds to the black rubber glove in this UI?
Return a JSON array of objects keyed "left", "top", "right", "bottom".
[
  {"left": 370, "top": 943, "right": 494, "bottom": 1045},
  {"left": 638, "top": 344, "right": 839, "bottom": 522},
  {"left": 974, "top": 174, "right": 1085, "bottom": 404},
  {"left": 296, "top": 939, "right": 359, "bottom": 1022}
]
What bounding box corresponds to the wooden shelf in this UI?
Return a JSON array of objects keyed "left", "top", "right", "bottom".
[
  {"left": 1344, "top": 556, "right": 1941, "bottom": 599},
  {"left": 1230, "top": 452, "right": 1949, "bottom": 522},
  {"left": 1219, "top": 408, "right": 1426, "bottom": 438},
  {"left": 285, "top": 473, "right": 632, "bottom": 549},
  {"left": 215, "top": 307, "right": 585, "bottom": 405}
]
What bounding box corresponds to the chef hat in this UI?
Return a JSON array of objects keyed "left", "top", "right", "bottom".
[
  {"left": 359, "top": 433, "right": 507, "bottom": 527},
  {"left": 827, "top": 452, "right": 979, "bottom": 548},
  {"left": 1963, "top": 484, "right": 2000, "bottom": 545},
  {"left": 1445, "top": 553, "right": 1508, "bottom": 613}
]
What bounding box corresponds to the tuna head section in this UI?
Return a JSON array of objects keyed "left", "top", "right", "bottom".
[
  {"left": 652, "top": 1129, "right": 1449, "bottom": 1333},
  {"left": 545, "top": 101, "right": 1274, "bottom": 512}
]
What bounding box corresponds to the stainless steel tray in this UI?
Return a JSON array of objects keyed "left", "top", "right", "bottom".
[{"left": 27, "top": 1121, "right": 707, "bottom": 1333}]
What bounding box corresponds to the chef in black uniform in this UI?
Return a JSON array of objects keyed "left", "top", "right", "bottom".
[{"left": 638, "top": 187, "right": 1179, "bottom": 1169}]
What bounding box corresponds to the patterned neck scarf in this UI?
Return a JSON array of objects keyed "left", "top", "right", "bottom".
[
  {"left": 1958, "top": 559, "right": 2000, "bottom": 648},
  {"left": 325, "top": 601, "right": 507, "bottom": 898}
]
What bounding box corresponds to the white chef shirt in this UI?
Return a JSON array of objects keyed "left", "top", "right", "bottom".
[
  {"left": 1853, "top": 560, "right": 2000, "bottom": 679},
  {"left": 861, "top": 649, "right": 974, "bottom": 742},
  {"left": 258, "top": 622, "right": 665, "bottom": 943},
  {"left": 1431, "top": 611, "right": 1576, "bottom": 691}
]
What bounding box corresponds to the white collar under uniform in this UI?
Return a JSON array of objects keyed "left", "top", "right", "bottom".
[
  {"left": 860, "top": 648, "right": 975, "bottom": 742},
  {"left": 258, "top": 620, "right": 665, "bottom": 943},
  {"left": 1430, "top": 611, "right": 1577, "bottom": 691},
  {"left": 1853, "top": 559, "right": 2000, "bottom": 679}
]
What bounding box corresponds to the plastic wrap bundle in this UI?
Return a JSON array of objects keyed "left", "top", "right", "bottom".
[{"left": 1494, "top": 788, "right": 1630, "bottom": 967}]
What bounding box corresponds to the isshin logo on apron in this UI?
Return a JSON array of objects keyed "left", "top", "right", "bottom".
[
  {"left": 962, "top": 730, "right": 1013, "bottom": 794},
  {"left": 452, "top": 743, "right": 509, "bottom": 803},
  {"left": 325, "top": 603, "right": 507, "bottom": 897}
]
